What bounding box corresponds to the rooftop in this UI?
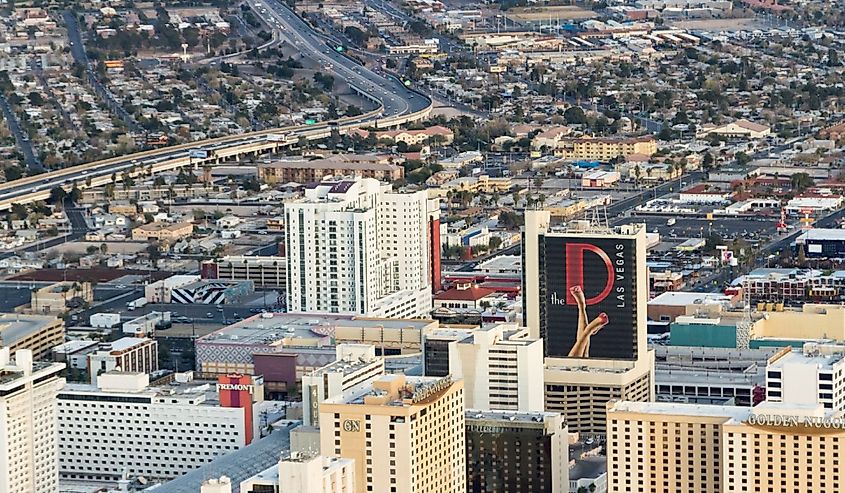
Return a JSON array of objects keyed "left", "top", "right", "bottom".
[
  {"left": 0, "top": 313, "right": 61, "bottom": 346},
  {"left": 608, "top": 400, "right": 750, "bottom": 421},
  {"left": 768, "top": 348, "right": 845, "bottom": 371},
  {"left": 198, "top": 313, "right": 435, "bottom": 347},
  {"left": 649, "top": 291, "right": 732, "bottom": 307},
  {"left": 146, "top": 425, "right": 294, "bottom": 493},
  {"left": 797, "top": 228, "right": 845, "bottom": 242},
  {"left": 465, "top": 409, "right": 559, "bottom": 425}
]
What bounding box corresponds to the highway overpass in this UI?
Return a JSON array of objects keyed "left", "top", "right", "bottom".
[{"left": 0, "top": 3, "right": 431, "bottom": 212}]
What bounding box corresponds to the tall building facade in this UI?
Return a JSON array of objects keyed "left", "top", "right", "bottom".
[
  {"left": 301, "top": 344, "right": 385, "bottom": 427},
  {"left": 766, "top": 343, "right": 845, "bottom": 412},
  {"left": 58, "top": 371, "right": 252, "bottom": 481},
  {"left": 319, "top": 374, "right": 466, "bottom": 493},
  {"left": 240, "top": 453, "right": 356, "bottom": 493},
  {"left": 0, "top": 348, "right": 65, "bottom": 493},
  {"left": 607, "top": 399, "right": 845, "bottom": 493},
  {"left": 465, "top": 410, "right": 568, "bottom": 493},
  {"left": 284, "top": 178, "right": 438, "bottom": 318},
  {"left": 523, "top": 211, "right": 654, "bottom": 433},
  {"left": 447, "top": 324, "right": 544, "bottom": 412}
]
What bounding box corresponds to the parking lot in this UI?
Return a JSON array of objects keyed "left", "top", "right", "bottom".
[{"left": 627, "top": 214, "right": 780, "bottom": 243}]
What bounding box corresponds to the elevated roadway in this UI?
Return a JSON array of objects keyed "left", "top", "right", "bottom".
[{"left": 0, "top": 5, "right": 432, "bottom": 212}]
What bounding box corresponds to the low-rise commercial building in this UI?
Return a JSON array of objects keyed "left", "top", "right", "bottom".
[
  {"left": 30, "top": 281, "right": 93, "bottom": 314},
  {"left": 170, "top": 279, "right": 254, "bottom": 305},
  {"left": 258, "top": 154, "right": 404, "bottom": 184},
  {"left": 131, "top": 221, "right": 194, "bottom": 242},
  {"left": 196, "top": 313, "right": 436, "bottom": 379},
  {"left": 696, "top": 119, "right": 771, "bottom": 139}
]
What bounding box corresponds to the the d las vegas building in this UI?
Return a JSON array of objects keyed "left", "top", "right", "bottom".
[{"left": 523, "top": 210, "right": 654, "bottom": 434}]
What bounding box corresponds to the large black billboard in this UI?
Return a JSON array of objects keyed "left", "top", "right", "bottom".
[{"left": 542, "top": 236, "right": 637, "bottom": 359}]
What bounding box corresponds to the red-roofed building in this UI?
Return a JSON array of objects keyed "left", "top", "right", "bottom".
[{"left": 433, "top": 282, "right": 498, "bottom": 312}]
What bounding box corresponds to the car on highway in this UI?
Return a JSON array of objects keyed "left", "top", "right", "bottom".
[{"left": 206, "top": 312, "right": 214, "bottom": 318}]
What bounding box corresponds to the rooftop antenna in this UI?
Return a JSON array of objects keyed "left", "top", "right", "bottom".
[{"left": 736, "top": 277, "right": 751, "bottom": 350}]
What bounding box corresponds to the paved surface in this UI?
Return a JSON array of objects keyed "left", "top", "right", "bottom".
[
  {"left": 0, "top": 93, "right": 43, "bottom": 172},
  {"left": 0, "top": 8, "right": 430, "bottom": 209},
  {"left": 258, "top": 0, "right": 430, "bottom": 116},
  {"left": 63, "top": 10, "right": 139, "bottom": 131}
]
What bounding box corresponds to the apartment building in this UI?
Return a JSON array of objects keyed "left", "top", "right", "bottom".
[
  {"left": 87, "top": 337, "right": 158, "bottom": 384},
  {"left": 258, "top": 154, "right": 403, "bottom": 184},
  {"left": 284, "top": 178, "right": 438, "bottom": 318},
  {"left": 131, "top": 221, "right": 194, "bottom": 241}
]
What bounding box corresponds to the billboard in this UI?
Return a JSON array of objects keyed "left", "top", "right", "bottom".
[{"left": 543, "top": 236, "right": 637, "bottom": 359}]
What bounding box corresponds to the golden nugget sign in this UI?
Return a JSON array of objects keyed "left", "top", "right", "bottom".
[
  {"left": 747, "top": 414, "right": 845, "bottom": 429},
  {"left": 410, "top": 376, "right": 452, "bottom": 404}
]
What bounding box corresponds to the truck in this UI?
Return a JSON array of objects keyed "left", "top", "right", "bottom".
[{"left": 127, "top": 297, "right": 147, "bottom": 311}]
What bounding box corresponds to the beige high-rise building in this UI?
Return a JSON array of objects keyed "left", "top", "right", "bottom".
[
  {"left": 523, "top": 211, "right": 654, "bottom": 433},
  {"left": 319, "top": 374, "right": 466, "bottom": 493},
  {"left": 607, "top": 399, "right": 845, "bottom": 493},
  {"left": 0, "top": 348, "right": 66, "bottom": 493}
]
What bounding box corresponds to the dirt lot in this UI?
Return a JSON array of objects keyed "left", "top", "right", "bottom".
[{"left": 506, "top": 6, "right": 598, "bottom": 22}]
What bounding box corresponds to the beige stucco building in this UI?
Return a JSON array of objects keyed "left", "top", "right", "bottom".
[
  {"left": 319, "top": 374, "right": 466, "bottom": 493},
  {"left": 607, "top": 399, "right": 845, "bottom": 493},
  {"left": 31, "top": 281, "right": 93, "bottom": 314},
  {"left": 131, "top": 221, "right": 194, "bottom": 242}
]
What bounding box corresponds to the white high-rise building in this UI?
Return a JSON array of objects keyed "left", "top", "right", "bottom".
[
  {"left": 0, "top": 348, "right": 66, "bottom": 493},
  {"left": 285, "top": 177, "right": 437, "bottom": 318},
  {"left": 447, "top": 324, "right": 545, "bottom": 412},
  {"left": 766, "top": 343, "right": 845, "bottom": 412}
]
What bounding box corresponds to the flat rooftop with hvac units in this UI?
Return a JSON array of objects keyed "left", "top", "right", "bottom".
[{"left": 195, "top": 312, "right": 437, "bottom": 382}]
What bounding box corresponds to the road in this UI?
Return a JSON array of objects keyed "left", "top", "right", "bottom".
[
  {"left": 62, "top": 11, "right": 140, "bottom": 132},
  {"left": 0, "top": 93, "right": 43, "bottom": 172},
  {"left": 257, "top": 0, "right": 430, "bottom": 117},
  {"left": 0, "top": 205, "right": 91, "bottom": 259},
  {"left": 0, "top": 7, "right": 430, "bottom": 211}
]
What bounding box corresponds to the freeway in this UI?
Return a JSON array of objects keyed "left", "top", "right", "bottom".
[
  {"left": 256, "top": 0, "right": 430, "bottom": 117},
  {"left": 0, "top": 7, "right": 431, "bottom": 211}
]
